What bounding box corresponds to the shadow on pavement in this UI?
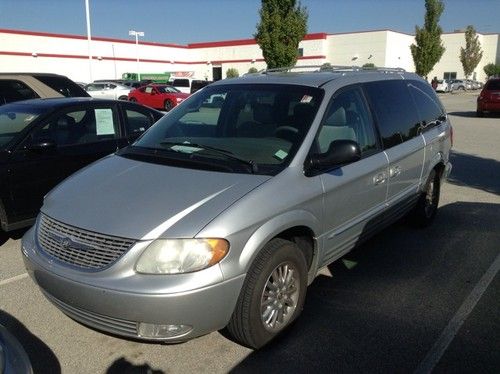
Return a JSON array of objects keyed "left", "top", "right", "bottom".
[
  {"left": 229, "top": 201, "right": 500, "bottom": 373},
  {"left": 107, "top": 357, "right": 164, "bottom": 374},
  {"left": 0, "top": 227, "right": 29, "bottom": 246},
  {"left": 0, "top": 310, "right": 61, "bottom": 373},
  {"left": 448, "top": 111, "right": 500, "bottom": 118},
  {"left": 447, "top": 152, "right": 500, "bottom": 195}
]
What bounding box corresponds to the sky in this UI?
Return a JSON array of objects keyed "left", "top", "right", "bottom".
[{"left": 0, "top": 0, "right": 498, "bottom": 45}]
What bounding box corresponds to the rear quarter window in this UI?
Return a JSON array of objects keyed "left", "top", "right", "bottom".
[
  {"left": 34, "top": 75, "right": 90, "bottom": 97},
  {"left": 0, "top": 80, "right": 39, "bottom": 104},
  {"left": 408, "top": 80, "right": 444, "bottom": 126}
]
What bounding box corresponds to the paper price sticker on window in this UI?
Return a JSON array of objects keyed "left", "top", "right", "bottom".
[
  {"left": 95, "top": 109, "right": 115, "bottom": 135},
  {"left": 300, "top": 95, "right": 313, "bottom": 103}
]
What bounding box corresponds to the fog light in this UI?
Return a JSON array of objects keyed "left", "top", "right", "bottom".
[{"left": 138, "top": 323, "right": 192, "bottom": 339}]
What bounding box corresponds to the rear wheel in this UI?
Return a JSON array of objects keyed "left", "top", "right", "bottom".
[
  {"left": 164, "top": 100, "right": 174, "bottom": 111},
  {"left": 129, "top": 97, "right": 137, "bottom": 102},
  {"left": 410, "top": 169, "right": 440, "bottom": 227},
  {"left": 226, "top": 238, "right": 307, "bottom": 349},
  {"left": 118, "top": 95, "right": 128, "bottom": 100}
]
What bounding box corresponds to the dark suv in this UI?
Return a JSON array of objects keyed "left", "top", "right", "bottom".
[{"left": 0, "top": 73, "right": 89, "bottom": 106}]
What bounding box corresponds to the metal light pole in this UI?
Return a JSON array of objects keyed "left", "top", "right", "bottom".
[
  {"left": 85, "top": 0, "right": 93, "bottom": 82},
  {"left": 129, "top": 30, "right": 144, "bottom": 81}
]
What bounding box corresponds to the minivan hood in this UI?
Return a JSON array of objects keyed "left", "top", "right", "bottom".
[{"left": 41, "top": 155, "right": 271, "bottom": 240}]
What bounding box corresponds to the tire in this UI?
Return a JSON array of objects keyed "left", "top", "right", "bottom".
[
  {"left": 410, "top": 169, "right": 440, "bottom": 227},
  {"left": 226, "top": 238, "right": 308, "bottom": 349},
  {"left": 458, "top": 86, "right": 465, "bottom": 91},
  {"left": 129, "top": 97, "right": 137, "bottom": 102},
  {"left": 164, "top": 100, "right": 174, "bottom": 111},
  {"left": 118, "top": 95, "right": 128, "bottom": 100}
]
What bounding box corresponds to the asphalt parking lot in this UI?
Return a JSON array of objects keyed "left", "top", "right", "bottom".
[{"left": 1, "top": 91, "right": 499, "bottom": 373}]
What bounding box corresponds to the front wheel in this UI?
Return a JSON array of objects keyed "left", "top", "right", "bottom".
[
  {"left": 164, "top": 100, "right": 174, "bottom": 111},
  {"left": 409, "top": 169, "right": 440, "bottom": 227},
  {"left": 226, "top": 238, "right": 308, "bottom": 349}
]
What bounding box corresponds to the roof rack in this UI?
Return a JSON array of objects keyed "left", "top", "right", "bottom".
[{"left": 260, "top": 65, "right": 406, "bottom": 74}]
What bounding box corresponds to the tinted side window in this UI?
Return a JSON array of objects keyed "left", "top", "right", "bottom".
[
  {"left": 124, "top": 108, "right": 154, "bottom": 135},
  {"left": 364, "top": 80, "right": 420, "bottom": 149},
  {"left": 34, "top": 75, "right": 89, "bottom": 97},
  {"left": 408, "top": 80, "right": 444, "bottom": 126},
  {"left": 173, "top": 79, "right": 189, "bottom": 88},
  {"left": 32, "top": 108, "right": 119, "bottom": 146},
  {"left": 0, "top": 80, "right": 39, "bottom": 104}
]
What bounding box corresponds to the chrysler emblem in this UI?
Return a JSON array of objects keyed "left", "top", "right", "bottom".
[{"left": 48, "top": 232, "right": 96, "bottom": 251}]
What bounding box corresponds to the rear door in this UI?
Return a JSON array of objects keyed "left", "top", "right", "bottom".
[
  {"left": 314, "top": 85, "right": 389, "bottom": 265},
  {"left": 364, "top": 80, "right": 425, "bottom": 218},
  {"left": 9, "top": 102, "right": 120, "bottom": 220}
]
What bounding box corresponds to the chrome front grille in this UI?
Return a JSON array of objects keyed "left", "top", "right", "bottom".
[{"left": 37, "top": 214, "right": 135, "bottom": 270}]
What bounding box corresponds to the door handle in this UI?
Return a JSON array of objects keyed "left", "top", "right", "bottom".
[
  {"left": 373, "top": 172, "right": 387, "bottom": 185},
  {"left": 389, "top": 165, "right": 401, "bottom": 178}
]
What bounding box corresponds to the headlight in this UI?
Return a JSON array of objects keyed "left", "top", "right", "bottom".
[{"left": 135, "top": 239, "right": 229, "bottom": 274}]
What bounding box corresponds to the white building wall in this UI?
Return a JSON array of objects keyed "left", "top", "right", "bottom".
[
  {"left": 428, "top": 33, "right": 500, "bottom": 82},
  {"left": 385, "top": 31, "right": 415, "bottom": 71},
  {"left": 327, "top": 31, "right": 388, "bottom": 68},
  {"left": 0, "top": 28, "right": 498, "bottom": 84}
]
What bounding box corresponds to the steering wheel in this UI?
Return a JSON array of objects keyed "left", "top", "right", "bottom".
[{"left": 274, "top": 126, "right": 299, "bottom": 141}]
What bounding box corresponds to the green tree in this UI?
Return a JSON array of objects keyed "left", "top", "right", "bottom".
[
  {"left": 410, "top": 0, "right": 446, "bottom": 79},
  {"left": 460, "top": 25, "right": 483, "bottom": 78},
  {"left": 255, "top": 0, "right": 308, "bottom": 69},
  {"left": 248, "top": 67, "right": 259, "bottom": 74},
  {"left": 319, "top": 62, "right": 332, "bottom": 71},
  {"left": 362, "top": 63, "right": 376, "bottom": 69},
  {"left": 483, "top": 63, "right": 500, "bottom": 77},
  {"left": 226, "top": 68, "right": 239, "bottom": 78}
]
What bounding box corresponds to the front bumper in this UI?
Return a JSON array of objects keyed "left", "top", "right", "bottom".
[
  {"left": 444, "top": 160, "right": 453, "bottom": 180},
  {"left": 21, "top": 227, "right": 245, "bottom": 342}
]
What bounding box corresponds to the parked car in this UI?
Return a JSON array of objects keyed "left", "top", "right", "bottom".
[
  {"left": 128, "top": 84, "right": 190, "bottom": 111},
  {"left": 450, "top": 79, "right": 471, "bottom": 91},
  {"left": 0, "top": 97, "right": 163, "bottom": 232},
  {"left": 85, "top": 82, "right": 131, "bottom": 100},
  {"left": 22, "top": 67, "right": 452, "bottom": 349},
  {"left": 435, "top": 79, "right": 450, "bottom": 92},
  {"left": 0, "top": 73, "right": 89, "bottom": 106},
  {"left": 170, "top": 77, "right": 202, "bottom": 94},
  {"left": 476, "top": 78, "right": 500, "bottom": 117}
]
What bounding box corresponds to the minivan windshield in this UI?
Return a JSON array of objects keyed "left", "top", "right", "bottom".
[
  {"left": 122, "top": 84, "right": 323, "bottom": 175},
  {"left": 0, "top": 105, "right": 43, "bottom": 149}
]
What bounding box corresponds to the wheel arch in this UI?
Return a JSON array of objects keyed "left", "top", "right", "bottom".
[{"left": 237, "top": 210, "right": 320, "bottom": 284}]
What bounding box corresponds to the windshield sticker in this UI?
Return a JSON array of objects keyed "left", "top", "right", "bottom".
[
  {"left": 171, "top": 145, "right": 203, "bottom": 153},
  {"left": 300, "top": 95, "right": 313, "bottom": 103},
  {"left": 274, "top": 149, "right": 288, "bottom": 160},
  {"left": 95, "top": 109, "right": 115, "bottom": 135}
]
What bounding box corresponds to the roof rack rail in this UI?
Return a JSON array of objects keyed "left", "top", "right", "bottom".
[{"left": 260, "top": 65, "right": 406, "bottom": 74}]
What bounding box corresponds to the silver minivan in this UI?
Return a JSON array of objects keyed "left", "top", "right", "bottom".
[{"left": 22, "top": 67, "right": 452, "bottom": 348}]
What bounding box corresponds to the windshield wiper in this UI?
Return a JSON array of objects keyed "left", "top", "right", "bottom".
[{"left": 159, "top": 141, "right": 258, "bottom": 173}]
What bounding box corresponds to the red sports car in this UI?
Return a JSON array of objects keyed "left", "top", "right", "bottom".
[{"left": 128, "top": 84, "right": 190, "bottom": 111}]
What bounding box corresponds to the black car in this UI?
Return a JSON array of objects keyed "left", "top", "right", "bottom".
[{"left": 0, "top": 97, "right": 163, "bottom": 231}]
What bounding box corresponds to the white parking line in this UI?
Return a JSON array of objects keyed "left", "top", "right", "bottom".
[
  {"left": 414, "top": 252, "right": 500, "bottom": 374},
  {"left": 0, "top": 273, "right": 28, "bottom": 287}
]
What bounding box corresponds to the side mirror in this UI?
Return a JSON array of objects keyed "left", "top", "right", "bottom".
[
  {"left": 28, "top": 139, "right": 57, "bottom": 152},
  {"left": 307, "top": 139, "right": 361, "bottom": 174}
]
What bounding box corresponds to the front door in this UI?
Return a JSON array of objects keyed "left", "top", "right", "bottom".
[{"left": 8, "top": 103, "right": 120, "bottom": 221}]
